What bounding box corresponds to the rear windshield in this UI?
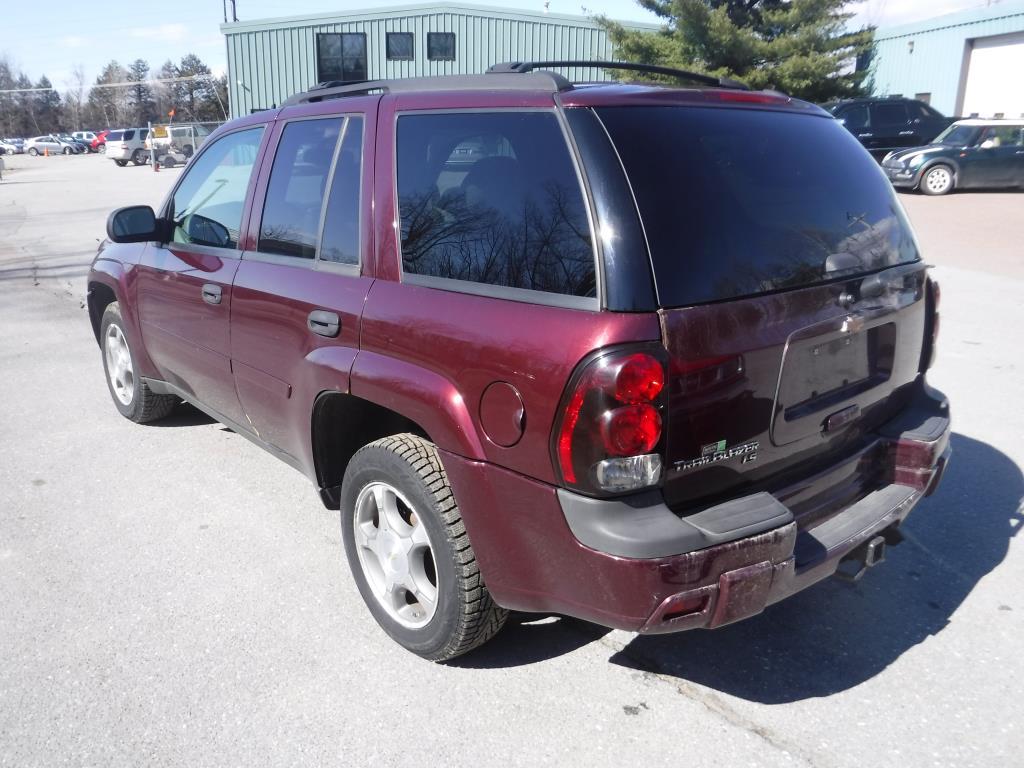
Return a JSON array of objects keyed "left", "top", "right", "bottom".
[
  {"left": 596, "top": 106, "right": 920, "bottom": 306},
  {"left": 106, "top": 131, "right": 124, "bottom": 141}
]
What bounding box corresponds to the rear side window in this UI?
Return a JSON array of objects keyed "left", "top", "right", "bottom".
[
  {"left": 123, "top": 130, "right": 135, "bottom": 140},
  {"left": 259, "top": 117, "right": 343, "bottom": 259},
  {"left": 397, "top": 111, "right": 595, "bottom": 299},
  {"left": 107, "top": 131, "right": 123, "bottom": 141},
  {"left": 839, "top": 105, "right": 869, "bottom": 129},
  {"left": 319, "top": 117, "right": 363, "bottom": 265},
  {"left": 596, "top": 106, "right": 920, "bottom": 307},
  {"left": 872, "top": 102, "right": 909, "bottom": 124}
]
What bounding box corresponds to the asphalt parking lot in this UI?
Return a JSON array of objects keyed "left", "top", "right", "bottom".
[{"left": 1, "top": 152, "right": 1021, "bottom": 767}]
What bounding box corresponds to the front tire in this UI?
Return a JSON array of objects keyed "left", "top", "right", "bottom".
[
  {"left": 921, "top": 164, "right": 954, "bottom": 195},
  {"left": 99, "top": 302, "right": 177, "bottom": 423},
  {"left": 98, "top": 144, "right": 106, "bottom": 154},
  {"left": 341, "top": 434, "right": 508, "bottom": 661},
  {"left": 63, "top": 147, "right": 71, "bottom": 155}
]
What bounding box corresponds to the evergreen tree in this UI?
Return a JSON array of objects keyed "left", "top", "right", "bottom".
[
  {"left": 601, "top": 0, "right": 873, "bottom": 101},
  {"left": 33, "top": 76, "right": 65, "bottom": 132},
  {"left": 84, "top": 60, "right": 130, "bottom": 129},
  {"left": 126, "top": 59, "right": 157, "bottom": 125},
  {"left": 153, "top": 59, "right": 177, "bottom": 122},
  {"left": 173, "top": 54, "right": 213, "bottom": 121}
]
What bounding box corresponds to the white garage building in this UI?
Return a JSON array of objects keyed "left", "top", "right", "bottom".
[{"left": 870, "top": 2, "right": 1024, "bottom": 118}]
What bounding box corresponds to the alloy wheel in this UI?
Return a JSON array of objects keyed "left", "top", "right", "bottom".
[
  {"left": 924, "top": 167, "right": 952, "bottom": 194},
  {"left": 104, "top": 323, "right": 135, "bottom": 406},
  {"left": 353, "top": 481, "right": 439, "bottom": 629}
]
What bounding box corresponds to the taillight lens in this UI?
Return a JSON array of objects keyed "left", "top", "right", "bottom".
[{"left": 553, "top": 346, "right": 667, "bottom": 495}]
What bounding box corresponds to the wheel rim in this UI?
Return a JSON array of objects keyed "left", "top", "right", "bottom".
[
  {"left": 353, "top": 481, "right": 439, "bottom": 629},
  {"left": 104, "top": 323, "right": 135, "bottom": 405},
  {"left": 925, "top": 167, "right": 951, "bottom": 193}
]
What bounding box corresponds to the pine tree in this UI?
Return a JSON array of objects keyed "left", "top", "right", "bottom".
[
  {"left": 33, "top": 76, "right": 65, "bottom": 132},
  {"left": 602, "top": 0, "right": 873, "bottom": 102},
  {"left": 126, "top": 59, "right": 156, "bottom": 125}
]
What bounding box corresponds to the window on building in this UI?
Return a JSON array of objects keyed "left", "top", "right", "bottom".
[
  {"left": 319, "top": 117, "right": 364, "bottom": 265},
  {"left": 397, "top": 111, "right": 595, "bottom": 298},
  {"left": 259, "top": 118, "right": 343, "bottom": 259},
  {"left": 316, "top": 33, "right": 368, "bottom": 83},
  {"left": 914, "top": 92, "right": 931, "bottom": 105},
  {"left": 427, "top": 32, "right": 456, "bottom": 61},
  {"left": 171, "top": 128, "right": 264, "bottom": 250},
  {"left": 386, "top": 32, "right": 414, "bottom": 61}
]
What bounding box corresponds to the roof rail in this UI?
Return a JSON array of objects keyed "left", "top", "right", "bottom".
[
  {"left": 282, "top": 72, "right": 573, "bottom": 107},
  {"left": 487, "top": 60, "right": 750, "bottom": 91}
]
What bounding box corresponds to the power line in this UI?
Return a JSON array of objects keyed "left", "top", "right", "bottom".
[{"left": 0, "top": 74, "right": 220, "bottom": 95}]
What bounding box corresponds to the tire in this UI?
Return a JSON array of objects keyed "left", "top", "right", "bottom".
[
  {"left": 921, "top": 164, "right": 954, "bottom": 195},
  {"left": 27, "top": 147, "right": 37, "bottom": 156},
  {"left": 98, "top": 144, "right": 106, "bottom": 154},
  {"left": 99, "top": 302, "right": 177, "bottom": 423},
  {"left": 114, "top": 160, "right": 127, "bottom": 167},
  {"left": 63, "top": 147, "right": 71, "bottom": 155},
  {"left": 341, "top": 434, "right": 508, "bottom": 661},
  {"left": 131, "top": 149, "right": 145, "bottom": 166}
]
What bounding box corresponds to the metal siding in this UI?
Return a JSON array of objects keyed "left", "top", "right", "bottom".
[
  {"left": 870, "top": 4, "right": 1024, "bottom": 116},
  {"left": 223, "top": 5, "right": 644, "bottom": 117}
]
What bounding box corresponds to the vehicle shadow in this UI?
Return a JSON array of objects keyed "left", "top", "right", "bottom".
[
  {"left": 147, "top": 402, "right": 217, "bottom": 428},
  {"left": 607, "top": 432, "right": 1020, "bottom": 702},
  {"left": 450, "top": 614, "right": 613, "bottom": 669}
]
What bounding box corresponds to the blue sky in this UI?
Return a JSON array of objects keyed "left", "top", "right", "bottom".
[{"left": 2, "top": 0, "right": 993, "bottom": 91}]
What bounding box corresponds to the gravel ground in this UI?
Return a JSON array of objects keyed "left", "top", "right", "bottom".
[{"left": 0, "top": 151, "right": 1021, "bottom": 767}]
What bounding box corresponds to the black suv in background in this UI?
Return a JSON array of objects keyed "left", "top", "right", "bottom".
[{"left": 825, "top": 97, "right": 952, "bottom": 159}]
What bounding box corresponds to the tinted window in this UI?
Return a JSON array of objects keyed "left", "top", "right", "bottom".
[
  {"left": 259, "top": 118, "right": 342, "bottom": 259},
  {"left": 427, "top": 32, "right": 455, "bottom": 61},
  {"left": 397, "top": 111, "right": 595, "bottom": 298},
  {"left": 320, "top": 117, "right": 363, "bottom": 265},
  {"left": 123, "top": 129, "right": 136, "bottom": 140},
  {"left": 840, "top": 105, "right": 869, "bottom": 129},
  {"left": 872, "top": 102, "right": 909, "bottom": 124},
  {"left": 935, "top": 124, "right": 980, "bottom": 145},
  {"left": 980, "top": 125, "right": 1024, "bottom": 146},
  {"left": 597, "top": 106, "right": 920, "bottom": 307},
  {"left": 171, "top": 127, "right": 263, "bottom": 249},
  {"left": 317, "top": 33, "right": 367, "bottom": 82},
  {"left": 387, "top": 32, "right": 414, "bottom": 60}
]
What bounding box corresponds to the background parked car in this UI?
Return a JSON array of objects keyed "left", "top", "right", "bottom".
[
  {"left": 2, "top": 137, "right": 24, "bottom": 154},
  {"left": 883, "top": 119, "right": 1024, "bottom": 195},
  {"left": 58, "top": 134, "right": 91, "bottom": 153},
  {"left": 105, "top": 128, "right": 150, "bottom": 166},
  {"left": 0, "top": 139, "right": 18, "bottom": 155},
  {"left": 24, "top": 135, "right": 80, "bottom": 156},
  {"left": 824, "top": 97, "right": 953, "bottom": 159},
  {"left": 71, "top": 131, "right": 98, "bottom": 150},
  {"left": 91, "top": 130, "right": 110, "bottom": 153}
]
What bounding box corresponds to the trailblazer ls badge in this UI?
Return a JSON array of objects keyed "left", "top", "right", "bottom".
[{"left": 673, "top": 439, "right": 760, "bottom": 471}]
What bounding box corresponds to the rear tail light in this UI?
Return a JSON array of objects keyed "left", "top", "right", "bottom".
[{"left": 553, "top": 346, "right": 667, "bottom": 495}]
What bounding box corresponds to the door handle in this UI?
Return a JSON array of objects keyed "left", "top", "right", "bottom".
[
  {"left": 1016, "top": 150, "right": 1024, "bottom": 155},
  {"left": 898, "top": 131, "right": 915, "bottom": 136},
  {"left": 857, "top": 133, "right": 873, "bottom": 138},
  {"left": 201, "top": 284, "right": 222, "bottom": 305},
  {"left": 308, "top": 310, "right": 341, "bottom": 338}
]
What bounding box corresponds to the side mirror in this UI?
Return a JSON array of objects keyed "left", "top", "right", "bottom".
[
  {"left": 106, "top": 205, "right": 160, "bottom": 243},
  {"left": 979, "top": 139, "right": 995, "bottom": 149}
]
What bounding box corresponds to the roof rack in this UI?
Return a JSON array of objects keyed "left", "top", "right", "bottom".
[
  {"left": 487, "top": 60, "right": 750, "bottom": 91},
  {"left": 282, "top": 71, "right": 573, "bottom": 106}
]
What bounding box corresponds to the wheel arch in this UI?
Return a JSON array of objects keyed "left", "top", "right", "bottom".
[
  {"left": 87, "top": 263, "right": 125, "bottom": 344},
  {"left": 917, "top": 158, "right": 959, "bottom": 190}
]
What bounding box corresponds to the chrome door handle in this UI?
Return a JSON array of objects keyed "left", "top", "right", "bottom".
[
  {"left": 308, "top": 310, "right": 340, "bottom": 338},
  {"left": 857, "top": 133, "right": 874, "bottom": 138},
  {"left": 201, "top": 284, "right": 222, "bottom": 305},
  {"left": 898, "top": 131, "right": 915, "bottom": 136}
]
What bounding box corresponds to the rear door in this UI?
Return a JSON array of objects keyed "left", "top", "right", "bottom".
[
  {"left": 229, "top": 104, "right": 376, "bottom": 464},
  {"left": 595, "top": 104, "right": 927, "bottom": 510},
  {"left": 135, "top": 125, "right": 267, "bottom": 426},
  {"left": 870, "top": 101, "right": 914, "bottom": 151}
]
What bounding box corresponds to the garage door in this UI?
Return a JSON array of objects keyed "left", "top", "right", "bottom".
[{"left": 961, "top": 31, "right": 1024, "bottom": 118}]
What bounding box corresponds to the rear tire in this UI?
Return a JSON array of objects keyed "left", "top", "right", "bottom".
[
  {"left": 63, "top": 147, "right": 71, "bottom": 155},
  {"left": 114, "top": 159, "right": 127, "bottom": 167},
  {"left": 28, "top": 147, "right": 37, "bottom": 156},
  {"left": 131, "top": 149, "right": 145, "bottom": 166},
  {"left": 99, "top": 302, "right": 177, "bottom": 423},
  {"left": 340, "top": 434, "right": 508, "bottom": 661},
  {"left": 98, "top": 144, "right": 106, "bottom": 154},
  {"left": 921, "top": 164, "right": 954, "bottom": 195}
]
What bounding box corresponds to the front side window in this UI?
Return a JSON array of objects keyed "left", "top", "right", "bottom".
[
  {"left": 319, "top": 117, "right": 364, "bottom": 265},
  {"left": 317, "top": 33, "right": 368, "bottom": 82},
  {"left": 397, "top": 111, "right": 595, "bottom": 298},
  {"left": 935, "top": 124, "right": 980, "bottom": 146},
  {"left": 259, "top": 118, "right": 343, "bottom": 259},
  {"left": 170, "top": 127, "right": 264, "bottom": 250},
  {"left": 427, "top": 32, "right": 455, "bottom": 61},
  {"left": 387, "top": 32, "right": 414, "bottom": 61}
]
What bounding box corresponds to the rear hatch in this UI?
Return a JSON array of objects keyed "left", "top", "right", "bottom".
[{"left": 597, "top": 104, "right": 928, "bottom": 511}]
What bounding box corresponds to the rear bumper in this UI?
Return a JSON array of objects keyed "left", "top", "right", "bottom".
[{"left": 444, "top": 381, "right": 950, "bottom": 633}]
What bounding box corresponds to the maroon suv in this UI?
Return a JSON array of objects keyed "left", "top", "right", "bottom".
[{"left": 88, "top": 62, "right": 950, "bottom": 661}]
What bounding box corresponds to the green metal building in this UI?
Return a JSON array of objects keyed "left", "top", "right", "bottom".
[{"left": 221, "top": 2, "right": 659, "bottom": 117}]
